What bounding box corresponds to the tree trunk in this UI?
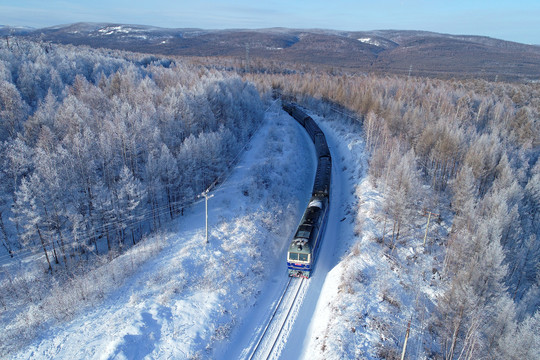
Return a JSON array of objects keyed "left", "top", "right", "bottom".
[
  {"left": 105, "top": 224, "right": 111, "bottom": 252},
  {"left": 57, "top": 228, "right": 69, "bottom": 269},
  {"left": 150, "top": 189, "right": 159, "bottom": 229},
  {"left": 391, "top": 219, "right": 401, "bottom": 254},
  {"left": 0, "top": 212, "right": 13, "bottom": 257},
  {"left": 440, "top": 160, "right": 448, "bottom": 190},
  {"left": 447, "top": 307, "right": 464, "bottom": 360},
  {"left": 86, "top": 183, "right": 98, "bottom": 253},
  {"left": 36, "top": 225, "right": 53, "bottom": 273},
  {"left": 167, "top": 187, "right": 173, "bottom": 219},
  {"left": 432, "top": 159, "right": 440, "bottom": 190},
  {"left": 391, "top": 220, "right": 397, "bottom": 249},
  {"left": 50, "top": 231, "right": 59, "bottom": 264},
  {"left": 93, "top": 234, "right": 99, "bottom": 255},
  {"left": 381, "top": 216, "right": 387, "bottom": 246}
]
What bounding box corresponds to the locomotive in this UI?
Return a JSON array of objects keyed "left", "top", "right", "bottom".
[{"left": 282, "top": 103, "right": 331, "bottom": 278}]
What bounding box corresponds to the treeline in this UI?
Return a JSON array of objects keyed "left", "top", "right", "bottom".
[
  {"left": 0, "top": 40, "right": 264, "bottom": 272},
  {"left": 250, "top": 71, "right": 539, "bottom": 358}
]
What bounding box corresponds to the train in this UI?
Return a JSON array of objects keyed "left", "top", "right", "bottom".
[{"left": 282, "top": 103, "right": 331, "bottom": 278}]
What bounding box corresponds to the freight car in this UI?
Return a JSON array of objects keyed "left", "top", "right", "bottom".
[{"left": 283, "top": 103, "right": 331, "bottom": 278}]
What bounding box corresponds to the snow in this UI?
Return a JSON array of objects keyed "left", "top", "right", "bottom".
[
  {"left": 357, "top": 37, "right": 382, "bottom": 47},
  {"left": 298, "top": 110, "right": 446, "bottom": 359},
  {"left": 94, "top": 26, "right": 149, "bottom": 39},
  {"left": 9, "top": 101, "right": 431, "bottom": 359},
  {"left": 98, "top": 26, "right": 131, "bottom": 35},
  {"left": 217, "top": 107, "right": 371, "bottom": 360},
  {"left": 9, "top": 102, "right": 315, "bottom": 359}
]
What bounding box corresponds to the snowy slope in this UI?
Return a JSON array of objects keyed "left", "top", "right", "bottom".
[
  {"left": 13, "top": 101, "right": 416, "bottom": 360},
  {"left": 11, "top": 103, "right": 317, "bottom": 360},
  {"left": 213, "top": 113, "right": 317, "bottom": 359},
  {"left": 296, "top": 112, "right": 369, "bottom": 359},
  {"left": 218, "top": 107, "right": 369, "bottom": 360},
  {"left": 277, "top": 114, "right": 365, "bottom": 359},
  {"left": 299, "top": 109, "right": 447, "bottom": 359}
]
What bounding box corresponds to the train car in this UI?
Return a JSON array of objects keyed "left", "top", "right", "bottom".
[
  {"left": 283, "top": 102, "right": 332, "bottom": 278},
  {"left": 287, "top": 196, "right": 329, "bottom": 278},
  {"left": 314, "top": 132, "right": 330, "bottom": 158},
  {"left": 303, "top": 117, "right": 319, "bottom": 143},
  {"left": 283, "top": 103, "right": 310, "bottom": 127},
  {"left": 312, "top": 156, "right": 331, "bottom": 197}
]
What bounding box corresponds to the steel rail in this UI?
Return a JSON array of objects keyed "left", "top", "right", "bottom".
[
  {"left": 264, "top": 278, "right": 304, "bottom": 359},
  {"left": 247, "top": 277, "right": 304, "bottom": 360}
]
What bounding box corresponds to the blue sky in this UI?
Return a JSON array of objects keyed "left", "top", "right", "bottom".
[{"left": 1, "top": 0, "right": 539, "bottom": 44}]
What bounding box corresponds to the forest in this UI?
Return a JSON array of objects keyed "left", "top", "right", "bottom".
[
  {"left": 1, "top": 37, "right": 539, "bottom": 359},
  {"left": 247, "top": 69, "right": 540, "bottom": 358},
  {"left": 0, "top": 39, "right": 264, "bottom": 261},
  {"left": 0, "top": 39, "right": 265, "bottom": 352}
]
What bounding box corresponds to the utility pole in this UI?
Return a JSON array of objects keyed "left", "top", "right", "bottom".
[
  {"left": 422, "top": 209, "right": 439, "bottom": 247},
  {"left": 200, "top": 190, "right": 214, "bottom": 244},
  {"left": 401, "top": 320, "right": 411, "bottom": 360}
]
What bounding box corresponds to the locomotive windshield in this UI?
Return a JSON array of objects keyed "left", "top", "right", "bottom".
[{"left": 289, "top": 252, "right": 309, "bottom": 262}]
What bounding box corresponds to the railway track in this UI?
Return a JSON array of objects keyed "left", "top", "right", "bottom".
[{"left": 247, "top": 277, "right": 306, "bottom": 360}]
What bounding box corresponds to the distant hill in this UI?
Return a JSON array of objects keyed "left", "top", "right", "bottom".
[{"left": 2, "top": 23, "right": 540, "bottom": 81}]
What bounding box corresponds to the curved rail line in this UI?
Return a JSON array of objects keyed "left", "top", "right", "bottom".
[{"left": 247, "top": 277, "right": 305, "bottom": 360}]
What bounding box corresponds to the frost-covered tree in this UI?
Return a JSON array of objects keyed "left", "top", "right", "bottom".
[
  {"left": 158, "top": 144, "right": 179, "bottom": 218},
  {"left": 435, "top": 221, "right": 510, "bottom": 359},
  {"left": 497, "top": 311, "right": 540, "bottom": 359},
  {"left": 3, "top": 137, "right": 33, "bottom": 194},
  {"left": 382, "top": 149, "right": 422, "bottom": 248},
  {"left": 114, "top": 166, "right": 146, "bottom": 246},
  {"left": 0, "top": 39, "right": 263, "bottom": 273},
  {"left": 11, "top": 174, "right": 53, "bottom": 272},
  {"left": 0, "top": 80, "right": 27, "bottom": 140}
]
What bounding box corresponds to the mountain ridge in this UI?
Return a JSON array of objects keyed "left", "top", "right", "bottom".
[{"left": 2, "top": 23, "right": 539, "bottom": 80}]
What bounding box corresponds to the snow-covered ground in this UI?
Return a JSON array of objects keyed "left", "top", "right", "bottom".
[
  {"left": 214, "top": 107, "right": 369, "bottom": 360},
  {"left": 10, "top": 101, "right": 431, "bottom": 360},
  {"left": 300, "top": 110, "right": 446, "bottom": 359},
  {"left": 9, "top": 102, "right": 319, "bottom": 359}
]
